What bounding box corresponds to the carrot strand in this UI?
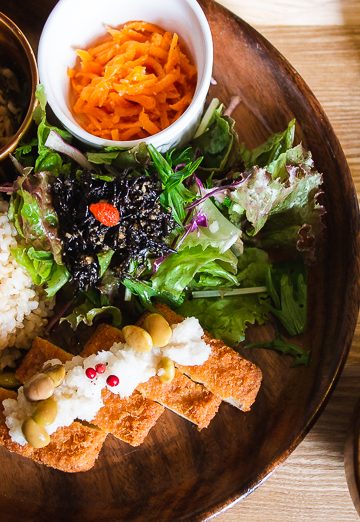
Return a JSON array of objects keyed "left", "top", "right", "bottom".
[{"left": 69, "top": 21, "right": 197, "bottom": 141}]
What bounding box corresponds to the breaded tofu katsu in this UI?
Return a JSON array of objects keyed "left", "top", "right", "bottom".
[{"left": 0, "top": 306, "right": 262, "bottom": 472}]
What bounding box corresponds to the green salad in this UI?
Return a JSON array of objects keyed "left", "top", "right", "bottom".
[{"left": 2, "top": 86, "right": 325, "bottom": 366}]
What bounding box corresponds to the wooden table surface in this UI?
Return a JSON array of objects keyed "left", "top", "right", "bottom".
[{"left": 215, "top": 1, "right": 360, "bottom": 520}]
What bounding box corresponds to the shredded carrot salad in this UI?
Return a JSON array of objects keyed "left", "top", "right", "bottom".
[{"left": 68, "top": 21, "right": 197, "bottom": 141}]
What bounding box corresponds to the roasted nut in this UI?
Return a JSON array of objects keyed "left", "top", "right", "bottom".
[
  {"left": 22, "top": 418, "right": 50, "bottom": 448},
  {"left": 23, "top": 373, "right": 55, "bottom": 402},
  {"left": 32, "top": 397, "right": 58, "bottom": 426},
  {"left": 143, "top": 313, "right": 172, "bottom": 347},
  {"left": 158, "top": 357, "right": 175, "bottom": 384},
  {"left": 43, "top": 364, "right": 66, "bottom": 387},
  {"left": 123, "top": 325, "right": 153, "bottom": 352}
]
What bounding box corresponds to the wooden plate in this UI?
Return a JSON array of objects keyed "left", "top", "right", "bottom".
[
  {"left": 1, "top": 1, "right": 359, "bottom": 520},
  {"left": 345, "top": 398, "right": 360, "bottom": 515}
]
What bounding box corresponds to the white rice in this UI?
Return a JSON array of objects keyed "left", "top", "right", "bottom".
[{"left": 0, "top": 198, "right": 54, "bottom": 361}]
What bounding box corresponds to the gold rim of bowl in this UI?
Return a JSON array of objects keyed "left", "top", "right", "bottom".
[{"left": 0, "top": 12, "right": 39, "bottom": 161}]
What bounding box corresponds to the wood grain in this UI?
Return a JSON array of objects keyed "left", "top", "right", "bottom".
[
  {"left": 217, "top": 2, "right": 360, "bottom": 521},
  {"left": 0, "top": 1, "right": 359, "bottom": 521},
  {"left": 218, "top": 0, "right": 360, "bottom": 26}
]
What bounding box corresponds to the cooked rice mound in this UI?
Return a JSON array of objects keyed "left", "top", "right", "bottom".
[{"left": 0, "top": 199, "right": 54, "bottom": 358}]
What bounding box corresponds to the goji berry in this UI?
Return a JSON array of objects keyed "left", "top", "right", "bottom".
[{"left": 89, "top": 201, "right": 120, "bottom": 227}]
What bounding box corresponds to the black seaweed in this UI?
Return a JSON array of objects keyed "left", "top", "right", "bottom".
[{"left": 51, "top": 170, "right": 175, "bottom": 290}]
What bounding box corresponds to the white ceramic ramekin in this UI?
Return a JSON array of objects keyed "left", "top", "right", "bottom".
[{"left": 38, "top": 0, "right": 213, "bottom": 152}]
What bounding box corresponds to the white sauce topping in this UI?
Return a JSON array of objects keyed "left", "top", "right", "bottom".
[
  {"left": 162, "top": 317, "right": 210, "bottom": 366},
  {"left": 3, "top": 317, "right": 211, "bottom": 445}
]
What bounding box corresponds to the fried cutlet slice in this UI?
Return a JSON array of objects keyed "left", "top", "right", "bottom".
[
  {"left": 156, "top": 304, "right": 262, "bottom": 412},
  {"left": 137, "top": 372, "right": 221, "bottom": 429},
  {"left": 81, "top": 322, "right": 124, "bottom": 356},
  {"left": 86, "top": 325, "right": 221, "bottom": 429},
  {"left": 81, "top": 324, "right": 164, "bottom": 445},
  {"left": 92, "top": 388, "right": 163, "bottom": 446},
  {"left": 16, "top": 337, "right": 72, "bottom": 383},
  {"left": 0, "top": 387, "right": 106, "bottom": 472},
  {"left": 17, "top": 331, "right": 164, "bottom": 447}
]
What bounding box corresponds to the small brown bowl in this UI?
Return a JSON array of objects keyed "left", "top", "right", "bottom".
[{"left": 0, "top": 12, "right": 38, "bottom": 161}]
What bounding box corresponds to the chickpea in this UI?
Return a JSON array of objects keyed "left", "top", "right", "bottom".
[
  {"left": 43, "top": 364, "right": 66, "bottom": 387},
  {"left": 22, "top": 418, "right": 50, "bottom": 448},
  {"left": 32, "top": 397, "right": 58, "bottom": 426},
  {"left": 23, "top": 373, "right": 55, "bottom": 402},
  {"left": 143, "top": 313, "right": 172, "bottom": 348},
  {"left": 158, "top": 357, "right": 175, "bottom": 384},
  {"left": 123, "top": 325, "right": 153, "bottom": 352}
]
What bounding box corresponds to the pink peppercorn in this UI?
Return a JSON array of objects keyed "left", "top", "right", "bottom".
[
  {"left": 85, "top": 367, "right": 97, "bottom": 379},
  {"left": 95, "top": 363, "right": 106, "bottom": 374},
  {"left": 106, "top": 375, "right": 119, "bottom": 387}
]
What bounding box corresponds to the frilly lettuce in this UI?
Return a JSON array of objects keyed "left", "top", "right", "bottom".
[
  {"left": 240, "top": 119, "right": 296, "bottom": 169},
  {"left": 179, "top": 294, "right": 269, "bottom": 345},
  {"left": 228, "top": 142, "right": 324, "bottom": 260}
]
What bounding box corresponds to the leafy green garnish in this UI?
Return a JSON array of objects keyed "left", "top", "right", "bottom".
[
  {"left": 11, "top": 246, "right": 69, "bottom": 297},
  {"left": 148, "top": 144, "right": 202, "bottom": 225},
  {"left": 246, "top": 336, "right": 310, "bottom": 366},
  {"left": 190, "top": 101, "right": 241, "bottom": 173},
  {"left": 9, "top": 189, "right": 46, "bottom": 240},
  {"left": 15, "top": 85, "right": 72, "bottom": 174},
  {"left": 179, "top": 198, "right": 242, "bottom": 254},
  {"left": 179, "top": 294, "right": 269, "bottom": 345},
  {"left": 266, "top": 264, "right": 307, "bottom": 336},
  {"left": 240, "top": 119, "right": 296, "bottom": 169},
  {"left": 8, "top": 172, "right": 62, "bottom": 264},
  {"left": 97, "top": 250, "right": 114, "bottom": 278},
  {"left": 87, "top": 143, "right": 150, "bottom": 169},
  {"left": 60, "top": 290, "right": 122, "bottom": 330},
  {"left": 228, "top": 147, "right": 324, "bottom": 259},
  {"left": 236, "top": 248, "right": 270, "bottom": 286},
  {"left": 122, "top": 278, "right": 182, "bottom": 309},
  {"left": 151, "top": 245, "right": 238, "bottom": 302}
]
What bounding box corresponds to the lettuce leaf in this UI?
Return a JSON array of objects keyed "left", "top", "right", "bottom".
[
  {"left": 229, "top": 167, "right": 286, "bottom": 234},
  {"left": 180, "top": 198, "right": 243, "bottom": 254},
  {"left": 246, "top": 336, "right": 310, "bottom": 366},
  {"left": 240, "top": 119, "right": 296, "bottom": 169},
  {"left": 178, "top": 294, "right": 269, "bottom": 345},
  {"left": 237, "top": 248, "right": 270, "bottom": 286},
  {"left": 87, "top": 142, "right": 150, "bottom": 168},
  {"left": 15, "top": 85, "right": 72, "bottom": 174},
  {"left": 122, "top": 278, "right": 182, "bottom": 309},
  {"left": 254, "top": 165, "right": 325, "bottom": 260},
  {"left": 266, "top": 263, "right": 307, "bottom": 336},
  {"left": 11, "top": 246, "right": 69, "bottom": 297},
  {"left": 60, "top": 289, "right": 122, "bottom": 330},
  {"left": 190, "top": 101, "right": 241, "bottom": 173},
  {"left": 151, "top": 245, "right": 238, "bottom": 301},
  {"left": 229, "top": 151, "right": 324, "bottom": 259},
  {"left": 8, "top": 172, "right": 62, "bottom": 264}
]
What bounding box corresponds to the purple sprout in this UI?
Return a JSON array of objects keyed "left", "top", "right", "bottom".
[
  {"left": 186, "top": 174, "right": 249, "bottom": 210},
  {"left": 176, "top": 212, "right": 209, "bottom": 249}
]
